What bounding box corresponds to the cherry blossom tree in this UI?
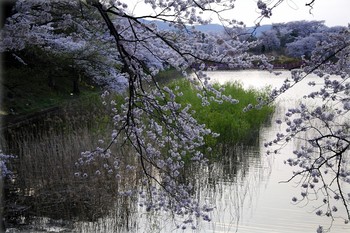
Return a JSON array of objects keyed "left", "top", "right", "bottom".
[
  {"left": 259, "top": 29, "right": 281, "bottom": 52},
  {"left": 265, "top": 25, "right": 350, "bottom": 231},
  {"left": 283, "top": 24, "right": 346, "bottom": 58},
  {"left": 1, "top": 0, "right": 349, "bottom": 231},
  {"left": 1, "top": 0, "right": 128, "bottom": 91},
  {"left": 274, "top": 20, "right": 326, "bottom": 39},
  {"left": 1, "top": 0, "right": 268, "bottom": 228}
]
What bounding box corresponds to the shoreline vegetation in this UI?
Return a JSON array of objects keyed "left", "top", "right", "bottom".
[
  {"left": 1, "top": 65, "right": 274, "bottom": 230},
  {"left": 1, "top": 45, "right": 298, "bottom": 120},
  {"left": 1, "top": 66, "right": 275, "bottom": 138},
  {"left": 1, "top": 64, "right": 284, "bottom": 125}
]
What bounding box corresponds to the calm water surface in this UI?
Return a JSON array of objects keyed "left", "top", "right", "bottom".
[
  {"left": 123, "top": 70, "right": 350, "bottom": 233},
  {"left": 5, "top": 70, "right": 350, "bottom": 233},
  {"left": 199, "top": 70, "right": 350, "bottom": 233}
]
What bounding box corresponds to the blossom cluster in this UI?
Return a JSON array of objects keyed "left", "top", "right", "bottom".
[
  {"left": 4, "top": 0, "right": 349, "bottom": 231},
  {"left": 0, "top": 150, "right": 15, "bottom": 178},
  {"left": 265, "top": 26, "right": 350, "bottom": 228},
  {"left": 7, "top": 0, "right": 262, "bottom": 226},
  {"left": 1, "top": 0, "right": 128, "bottom": 93}
]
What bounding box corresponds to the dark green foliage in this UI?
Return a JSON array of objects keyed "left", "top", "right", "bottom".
[{"left": 1, "top": 47, "right": 100, "bottom": 116}]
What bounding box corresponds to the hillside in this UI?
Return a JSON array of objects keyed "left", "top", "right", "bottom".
[{"left": 144, "top": 19, "right": 271, "bottom": 36}]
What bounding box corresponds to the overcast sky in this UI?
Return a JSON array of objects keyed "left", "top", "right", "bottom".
[
  {"left": 230, "top": 0, "right": 350, "bottom": 27},
  {"left": 129, "top": 0, "right": 350, "bottom": 27}
]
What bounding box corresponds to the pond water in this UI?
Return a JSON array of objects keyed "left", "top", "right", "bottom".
[
  {"left": 3, "top": 70, "right": 350, "bottom": 233},
  {"left": 198, "top": 70, "right": 350, "bottom": 233}
]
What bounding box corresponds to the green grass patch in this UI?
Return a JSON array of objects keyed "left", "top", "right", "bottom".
[{"left": 167, "top": 79, "right": 274, "bottom": 146}]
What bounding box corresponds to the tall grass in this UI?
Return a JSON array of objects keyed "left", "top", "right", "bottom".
[
  {"left": 1, "top": 72, "right": 274, "bottom": 230},
  {"left": 1, "top": 95, "right": 141, "bottom": 230},
  {"left": 167, "top": 79, "right": 274, "bottom": 146}
]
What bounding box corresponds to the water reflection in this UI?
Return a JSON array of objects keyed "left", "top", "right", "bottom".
[
  {"left": 198, "top": 144, "right": 269, "bottom": 233},
  {"left": 127, "top": 140, "right": 269, "bottom": 233},
  {"left": 1, "top": 105, "right": 143, "bottom": 232},
  {"left": 2, "top": 107, "right": 266, "bottom": 233},
  {"left": 3, "top": 70, "right": 350, "bottom": 232},
  {"left": 206, "top": 70, "right": 350, "bottom": 233}
]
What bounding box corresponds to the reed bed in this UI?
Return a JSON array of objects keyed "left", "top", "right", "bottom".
[
  {"left": 1, "top": 78, "right": 273, "bottom": 230},
  {"left": 1, "top": 95, "right": 141, "bottom": 230}
]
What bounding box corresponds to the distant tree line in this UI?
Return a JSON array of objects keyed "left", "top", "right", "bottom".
[{"left": 256, "top": 20, "right": 348, "bottom": 59}]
